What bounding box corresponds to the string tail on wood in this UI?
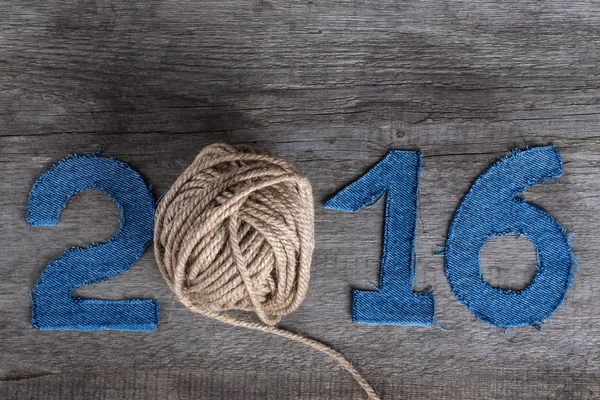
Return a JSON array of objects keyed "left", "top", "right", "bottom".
[{"left": 154, "top": 143, "right": 380, "bottom": 400}]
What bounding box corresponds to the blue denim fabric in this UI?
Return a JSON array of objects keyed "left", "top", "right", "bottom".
[
  {"left": 325, "top": 151, "right": 435, "bottom": 327},
  {"left": 445, "top": 146, "right": 575, "bottom": 328},
  {"left": 28, "top": 152, "right": 159, "bottom": 331}
]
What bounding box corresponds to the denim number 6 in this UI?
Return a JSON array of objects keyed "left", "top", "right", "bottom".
[
  {"left": 28, "top": 153, "right": 159, "bottom": 331},
  {"left": 445, "top": 146, "right": 575, "bottom": 328}
]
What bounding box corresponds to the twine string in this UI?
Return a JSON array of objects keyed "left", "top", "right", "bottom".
[{"left": 154, "top": 143, "right": 380, "bottom": 400}]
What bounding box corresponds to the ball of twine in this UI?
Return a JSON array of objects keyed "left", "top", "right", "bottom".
[
  {"left": 154, "top": 142, "right": 314, "bottom": 325},
  {"left": 154, "top": 143, "right": 379, "bottom": 400}
]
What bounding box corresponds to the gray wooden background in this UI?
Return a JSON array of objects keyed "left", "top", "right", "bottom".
[{"left": 1, "top": 0, "right": 599, "bottom": 399}]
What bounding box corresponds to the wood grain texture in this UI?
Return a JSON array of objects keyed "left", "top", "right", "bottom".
[{"left": 1, "top": 0, "right": 600, "bottom": 398}]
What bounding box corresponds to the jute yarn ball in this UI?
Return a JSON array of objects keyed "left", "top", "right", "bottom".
[{"left": 154, "top": 143, "right": 315, "bottom": 326}]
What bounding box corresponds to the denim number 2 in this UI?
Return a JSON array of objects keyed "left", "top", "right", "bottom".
[
  {"left": 28, "top": 152, "right": 159, "bottom": 331},
  {"left": 326, "top": 146, "right": 574, "bottom": 329},
  {"left": 325, "top": 151, "right": 435, "bottom": 327}
]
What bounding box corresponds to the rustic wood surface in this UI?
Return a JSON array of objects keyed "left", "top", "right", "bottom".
[{"left": 1, "top": 0, "right": 600, "bottom": 398}]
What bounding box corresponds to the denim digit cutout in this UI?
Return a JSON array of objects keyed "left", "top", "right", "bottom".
[
  {"left": 445, "top": 146, "right": 575, "bottom": 328},
  {"left": 325, "top": 151, "right": 434, "bottom": 327},
  {"left": 28, "top": 152, "right": 159, "bottom": 331}
]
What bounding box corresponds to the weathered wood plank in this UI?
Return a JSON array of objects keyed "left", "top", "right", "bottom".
[{"left": 1, "top": 0, "right": 600, "bottom": 398}]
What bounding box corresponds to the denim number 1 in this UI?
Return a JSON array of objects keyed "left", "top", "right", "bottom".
[{"left": 325, "top": 151, "right": 435, "bottom": 327}]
